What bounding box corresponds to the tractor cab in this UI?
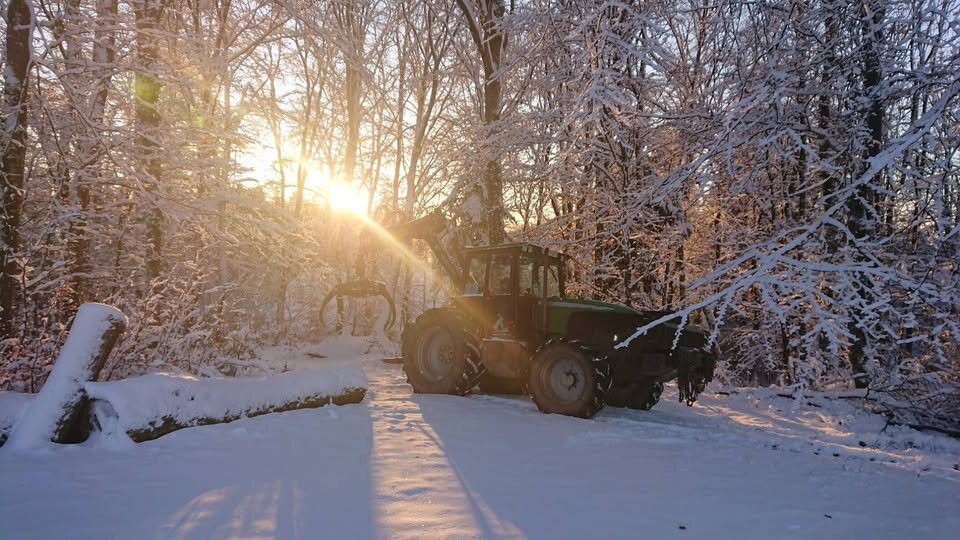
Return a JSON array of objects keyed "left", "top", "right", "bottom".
[
  {"left": 458, "top": 243, "right": 564, "bottom": 336},
  {"left": 453, "top": 243, "right": 567, "bottom": 380},
  {"left": 461, "top": 243, "right": 565, "bottom": 298}
]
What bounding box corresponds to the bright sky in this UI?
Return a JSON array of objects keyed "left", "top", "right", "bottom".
[{"left": 237, "top": 136, "right": 370, "bottom": 216}]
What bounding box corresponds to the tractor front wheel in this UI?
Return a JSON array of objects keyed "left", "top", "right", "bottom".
[
  {"left": 401, "top": 309, "right": 484, "bottom": 395},
  {"left": 528, "top": 340, "right": 609, "bottom": 419}
]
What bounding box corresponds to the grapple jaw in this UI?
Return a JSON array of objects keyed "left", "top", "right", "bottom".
[
  {"left": 677, "top": 351, "right": 716, "bottom": 406},
  {"left": 320, "top": 279, "right": 396, "bottom": 333}
]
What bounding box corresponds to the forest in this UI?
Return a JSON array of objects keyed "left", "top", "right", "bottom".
[{"left": 1, "top": 0, "right": 958, "bottom": 430}]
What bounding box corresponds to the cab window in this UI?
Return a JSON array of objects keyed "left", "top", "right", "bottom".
[
  {"left": 489, "top": 254, "right": 512, "bottom": 295},
  {"left": 546, "top": 264, "right": 561, "bottom": 298},
  {"left": 519, "top": 255, "right": 538, "bottom": 296},
  {"left": 464, "top": 255, "right": 487, "bottom": 295}
]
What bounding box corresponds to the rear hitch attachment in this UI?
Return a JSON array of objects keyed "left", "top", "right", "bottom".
[{"left": 677, "top": 352, "right": 717, "bottom": 406}]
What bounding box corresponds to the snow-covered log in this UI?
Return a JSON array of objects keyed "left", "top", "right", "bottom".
[
  {"left": 85, "top": 366, "right": 366, "bottom": 443},
  {"left": 0, "top": 391, "right": 35, "bottom": 447},
  {"left": 5, "top": 304, "right": 127, "bottom": 449}
]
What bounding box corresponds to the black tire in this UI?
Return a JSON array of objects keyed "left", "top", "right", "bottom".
[
  {"left": 478, "top": 372, "right": 526, "bottom": 395},
  {"left": 528, "top": 339, "right": 610, "bottom": 419},
  {"left": 401, "top": 309, "right": 484, "bottom": 395},
  {"left": 606, "top": 378, "right": 663, "bottom": 410}
]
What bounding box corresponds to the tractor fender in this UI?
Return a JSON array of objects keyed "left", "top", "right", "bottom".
[{"left": 401, "top": 308, "right": 481, "bottom": 357}]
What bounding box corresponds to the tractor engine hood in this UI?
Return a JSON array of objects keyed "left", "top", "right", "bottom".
[
  {"left": 545, "top": 298, "right": 714, "bottom": 406},
  {"left": 545, "top": 298, "right": 641, "bottom": 315},
  {"left": 544, "top": 298, "right": 709, "bottom": 350}
]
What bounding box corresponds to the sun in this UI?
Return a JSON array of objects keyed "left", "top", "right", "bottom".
[
  {"left": 322, "top": 179, "right": 369, "bottom": 215},
  {"left": 240, "top": 143, "right": 371, "bottom": 215},
  {"left": 304, "top": 162, "right": 369, "bottom": 215}
]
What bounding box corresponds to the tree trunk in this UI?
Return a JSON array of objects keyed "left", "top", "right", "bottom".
[
  {"left": 68, "top": 0, "right": 119, "bottom": 302},
  {"left": 0, "top": 0, "right": 32, "bottom": 339},
  {"left": 135, "top": 0, "right": 165, "bottom": 279},
  {"left": 456, "top": 0, "right": 507, "bottom": 244},
  {"left": 335, "top": 1, "right": 364, "bottom": 186},
  {"left": 94, "top": 387, "right": 365, "bottom": 443},
  {"left": 847, "top": 0, "right": 886, "bottom": 389},
  {"left": 86, "top": 370, "right": 366, "bottom": 443}
]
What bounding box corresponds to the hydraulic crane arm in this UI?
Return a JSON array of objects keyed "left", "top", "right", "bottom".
[
  {"left": 319, "top": 206, "right": 469, "bottom": 332},
  {"left": 382, "top": 209, "right": 467, "bottom": 291}
]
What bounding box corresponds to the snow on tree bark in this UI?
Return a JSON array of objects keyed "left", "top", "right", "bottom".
[
  {"left": 0, "top": 0, "right": 32, "bottom": 339},
  {"left": 456, "top": 0, "right": 507, "bottom": 244},
  {"left": 134, "top": 0, "right": 166, "bottom": 280},
  {"left": 5, "top": 303, "right": 126, "bottom": 449}
]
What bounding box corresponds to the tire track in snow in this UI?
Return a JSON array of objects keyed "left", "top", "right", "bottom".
[{"left": 365, "top": 363, "right": 524, "bottom": 539}]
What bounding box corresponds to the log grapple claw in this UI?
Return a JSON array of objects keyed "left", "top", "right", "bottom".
[{"left": 320, "top": 280, "right": 397, "bottom": 332}]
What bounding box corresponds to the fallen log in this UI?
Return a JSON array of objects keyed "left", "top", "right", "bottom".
[
  {"left": 85, "top": 366, "right": 366, "bottom": 443},
  {"left": 5, "top": 303, "right": 126, "bottom": 449},
  {"left": 0, "top": 391, "right": 35, "bottom": 447}
]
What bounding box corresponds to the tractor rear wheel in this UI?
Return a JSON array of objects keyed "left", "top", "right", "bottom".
[
  {"left": 478, "top": 372, "right": 526, "bottom": 395},
  {"left": 401, "top": 309, "right": 483, "bottom": 395},
  {"left": 606, "top": 378, "right": 663, "bottom": 410},
  {"left": 528, "top": 340, "right": 609, "bottom": 418}
]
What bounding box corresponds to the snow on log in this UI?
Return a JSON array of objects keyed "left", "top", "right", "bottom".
[
  {"left": 5, "top": 303, "right": 127, "bottom": 449},
  {"left": 0, "top": 391, "right": 35, "bottom": 447},
  {"left": 85, "top": 366, "right": 366, "bottom": 443}
]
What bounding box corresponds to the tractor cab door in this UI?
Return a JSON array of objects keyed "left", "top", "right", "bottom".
[
  {"left": 457, "top": 247, "right": 556, "bottom": 342},
  {"left": 456, "top": 250, "right": 517, "bottom": 337},
  {"left": 516, "top": 254, "right": 542, "bottom": 340},
  {"left": 487, "top": 252, "right": 517, "bottom": 336}
]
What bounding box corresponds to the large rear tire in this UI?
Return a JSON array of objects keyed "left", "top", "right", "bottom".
[
  {"left": 528, "top": 339, "right": 609, "bottom": 418},
  {"left": 401, "top": 309, "right": 484, "bottom": 395}
]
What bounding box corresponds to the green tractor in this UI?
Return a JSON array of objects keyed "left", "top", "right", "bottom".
[{"left": 324, "top": 209, "right": 715, "bottom": 419}]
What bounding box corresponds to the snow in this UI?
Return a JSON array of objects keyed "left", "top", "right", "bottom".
[
  {"left": 0, "top": 391, "right": 34, "bottom": 442},
  {"left": 85, "top": 365, "right": 366, "bottom": 445},
  {"left": 4, "top": 303, "right": 125, "bottom": 450},
  {"left": 1, "top": 335, "right": 958, "bottom": 539}
]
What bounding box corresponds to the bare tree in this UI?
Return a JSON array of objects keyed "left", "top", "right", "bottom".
[
  {"left": 1, "top": 0, "right": 33, "bottom": 338},
  {"left": 133, "top": 0, "right": 167, "bottom": 279},
  {"left": 455, "top": 0, "right": 507, "bottom": 244}
]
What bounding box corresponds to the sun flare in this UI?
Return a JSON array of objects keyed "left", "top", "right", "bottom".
[
  {"left": 321, "top": 178, "right": 369, "bottom": 215},
  {"left": 304, "top": 162, "right": 369, "bottom": 216}
]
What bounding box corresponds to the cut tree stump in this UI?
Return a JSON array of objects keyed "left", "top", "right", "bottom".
[{"left": 5, "top": 303, "right": 126, "bottom": 449}]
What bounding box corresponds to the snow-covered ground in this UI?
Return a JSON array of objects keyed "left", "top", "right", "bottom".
[{"left": 2, "top": 335, "right": 958, "bottom": 539}]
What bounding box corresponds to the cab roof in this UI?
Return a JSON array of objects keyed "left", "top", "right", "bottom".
[{"left": 462, "top": 242, "right": 564, "bottom": 263}]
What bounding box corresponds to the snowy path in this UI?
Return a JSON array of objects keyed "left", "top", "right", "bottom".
[{"left": 2, "top": 339, "right": 958, "bottom": 539}]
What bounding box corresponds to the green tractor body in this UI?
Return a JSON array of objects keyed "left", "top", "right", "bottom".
[{"left": 401, "top": 241, "right": 715, "bottom": 418}]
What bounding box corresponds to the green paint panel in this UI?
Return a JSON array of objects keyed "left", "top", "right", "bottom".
[{"left": 534, "top": 298, "right": 640, "bottom": 336}]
